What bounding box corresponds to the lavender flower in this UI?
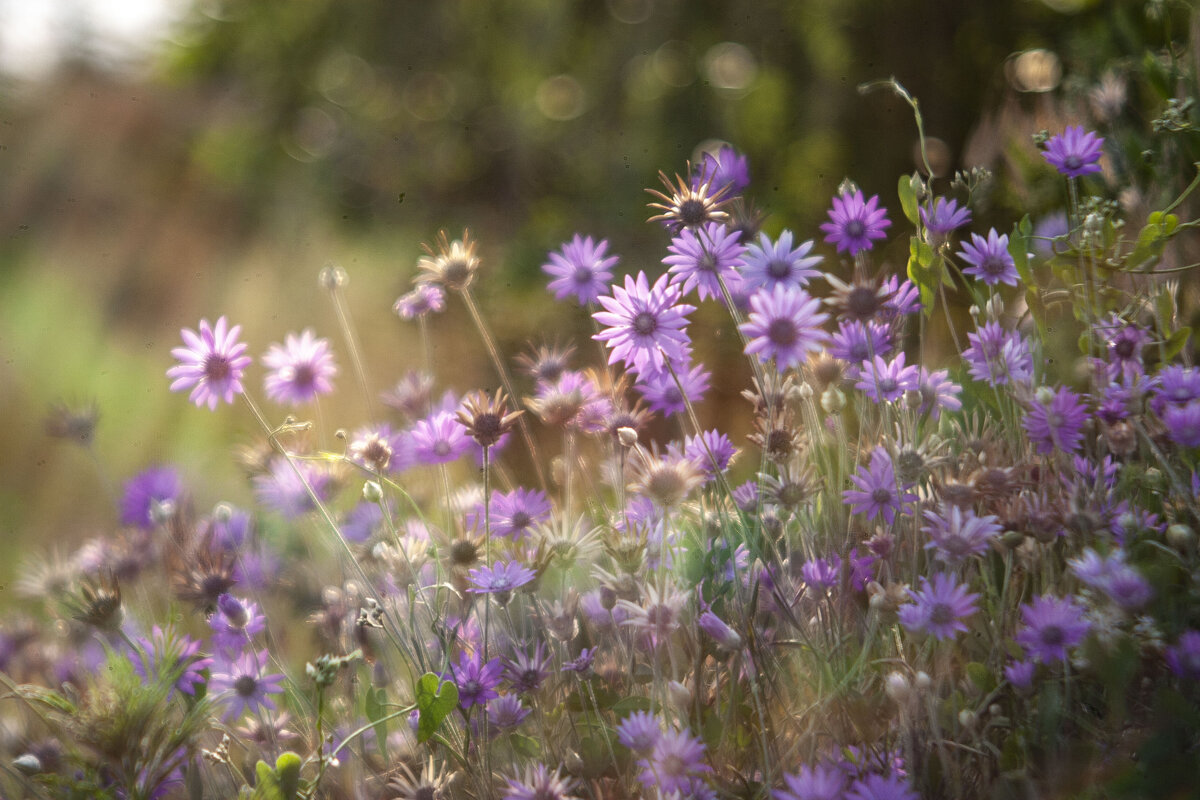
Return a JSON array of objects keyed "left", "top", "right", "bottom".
[
  {"left": 120, "top": 466, "right": 181, "bottom": 529},
  {"left": 617, "top": 711, "right": 663, "bottom": 753},
  {"left": 411, "top": 410, "right": 472, "bottom": 465},
  {"left": 504, "top": 764, "right": 580, "bottom": 800},
  {"left": 131, "top": 626, "right": 212, "bottom": 698},
  {"left": 593, "top": 271, "right": 696, "bottom": 375},
  {"left": 828, "top": 320, "right": 893, "bottom": 375},
  {"left": 916, "top": 368, "right": 962, "bottom": 419},
  {"left": 843, "top": 448, "right": 917, "bottom": 526},
  {"left": 1042, "top": 125, "right": 1104, "bottom": 177},
  {"left": 210, "top": 593, "right": 266, "bottom": 655},
  {"left": 503, "top": 644, "right": 551, "bottom": 693},
  {"left": 683, "top": 429, "right": 738, "bottom": 480},
  {"left": 261, "top": 329, "right": 337, "bottom": 406},
  {"left": 253, "top": 457, "right": 333, "bottom": 519},
  {"left": 740, "top": 284, "right": 830, "bottom": 371},
  {"left": 1015, "top": 594, "right": 1091, "bottom": 663},
  {"left": 820, "top": 190, "right": 891, "bottom": 256},
  {"left": 446, "top": 651, "right": 503, "bottom": 709},
  {"left": 697, "top": 609, "right": 743, "bottom": 650},
  {"left": 739, "top": 230, "right": 824, "bottom": 292},
  {"left": 167, "top": 316, "right": 253, "bottom": 410},
  {"left": 393, "top": 282, "right": 446, "bottom": 319},
  {"left": 1024, "top": 386, "right": 1088, "bottom": 455},
  {"left": 855, "top": 352, "right": 920, "bottom": 403},
  {"left": 897, "top": 574, "right": 979, "bottom": 641},
  {"left": 1164, "top": 400, "right": 1200, "bottom": 448},
  {"left": 638, "top": 728, "right": 711, "bottom": 795},
  {"left": 922, "top": 505, "right": 1001, "bottom": 564},
  {"left": 542, "top": 234, "right": 619, "bottom": 305},
  {"left": 209, "top": 648, "right": 285, "bottom": 720},
  {"left": 692, "top": 145, "right": 750, "bottom": 197},
  {"left": 1166, "top": 631, "right": 1200, "bottom": 680},
  {"left": 664, "top": 221, "right": 745, "bottom": 301},
  {"left": 466, "top": 561, "right": 537, "bottom": 595},
  {"left": 636, "top": 361, "right": 710, "bottom": 416},
  {"left": 920, "top": 197, "right": 971, "bottom": 236},
  {"left": 959, "top": 229, "right": 1019, "bottom": 286},
  {"left": 1005, "top": 659, "right": 1037, "bottom": 692},
  {"left": 801, "top": 555, "right": 842, "bottom": 593},
  {"left": 561, "top": 647, "right": 596, "bottom": 674},
  {"left": 845, "top": 772, "right": 918, "bottom": 800},
  {"left": 487, "top": 694, "right": 532, "bottom": 731},
  {"left": 962, "top": 321, "right": 1034, "bottom": 386},
  {"left": 485, "top": 488, "right": 552, "bottom": 541},
  {"left": 776, "top": 764, "right": 847, "bottom": 800}
]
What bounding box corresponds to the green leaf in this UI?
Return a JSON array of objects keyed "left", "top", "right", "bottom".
[
  {"left": 274, "top": 753, "right": 302, "bottom": 800},
  {"left": 611, "top": 695, "right": 653, "bottom": 715},
  {"left": 365, "top": 686, "right": 389, "bottom": 760},
  {"left": 966, "top": 662, "right": 995, "bottom": 694},
  {"left": 907, "top": 236, "right": 937, "bottom": 317},
  {"left": 1009, "top": 215, "right": 1033, "bottom": 285},
  {"left": 1126, "top": 211, "right": 1180, "bottom": 271},
  {"left": 415, "top": 672, "right": 458, "bottom": 744},
  {"left": 507, "top": 732, "right": 542, "bottom": 759},
  {"left": 1164, "top": 327, "right": 1192, "bottom": 360},
  {"left": 898, "top": 172, "right": 921, "bottom": 226}
]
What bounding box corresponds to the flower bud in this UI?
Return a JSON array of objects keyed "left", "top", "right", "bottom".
[
  {"left": 617, "top": 427, "right": 639, "bottom": 448},
  {"left": 915, "top": 671, "right": 932, "bottom": 692},
  {"left": 958, "top": 709, "right": 977, "bottom": 730},
  {"left": 885, "top": 671, "right": 911, "bottom": 704},
  {"left": 820, "top": 387, "right": 846, "bottom": 415},
  {"left": 667, "top": 680, "right": 691, "bottom": 711},
  {"left": 217, "top": 593, "right": 250, "bottom": 629},
  {"left": 1167, "top": 523, "right": 1195, "bottom": 550},
  {"left": 797, "top": 382, "right": 814, "bottom": 400},
  {"left": 362, "top": 480, "right": 384, "bottom": 504},
  {"left": 1034, "top": 386, "right": 1056, "bottom": 405}
]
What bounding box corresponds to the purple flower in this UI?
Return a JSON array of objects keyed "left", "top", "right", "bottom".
[
  {"left": 1005, "top": 659, "right": 1036, "bottom": 691},
  {"left": 210, "top": 593, "right": 267, "bottom": 655},
  {"left": 393, "top": 283, "right": 446, "bottom": 319},
  {"left": 897, "top": 574, "right": 979, "bottom": 641},
  {"left": 120, "top": 466, "right": 182, "bottom": 529},
  {"left": 261, "top": 329, "right": 337, "bottom": 406},
  {"left": 167, "top": 316, "right": 253, "bottom": 410},
  {"left": 503, "top": 644, "right": 551, "bottom": 693},
  {"left": 504, "top": 764, "right": 579, "bottom": 800},
  {"left": 962, "top": 321, "right": 1034, "bottom": 386},
  {"left": 1153, "top": 365, "right": 1200, "bottom": 415},
  {"left": 922, "top": 505, "right": 1001, "bottom": 564},
  {"left": 683, "top": 429, "right": 737, "bottom": 480},
  {"left": 801, "top": 555, "right": 842, "bottom": 593},
  {"left": 828, "top": 320, "right": 893, "bottom": 375},
  {"left": 740, "top": 284, "right": 830, "bottom": 371},
  {"left": 845, "top": 772, "right": 918, "bottom": 800},
  {"left": 617, "top": 711, "right": 663, "bottom": 753},
  {"left": 1095, "top": 314, "right": 1150, "bottom": 379},
  {"left": 920, "top": 197, "right": 971, "bottom": 235},
  {"left": 1033, "top": 211, "right": 1070, "bottom": 258},
  {"left": 446, "top": 651, "right": 503, "bottom": 709},
  {"left": 485, "top": 488, "right": 551, "bottom": 540},
  {"left": 916, "top": 368, "right": 962, "bottom": 419},
  {"left": 697, "top": 610, "right": 742, "bottom": 650},
  {"left": 692, "top": 145, "right": 750, "bottom": 197},
  {"left": 209, "top": 648, "right": 285, "bottom": 720},
  {"left": 636, "top": 361, "right": 710, "bottom": 416},
  {"left": 487, "top": 694, "right": 532, "bottom": 731},
  {"left": 776, "top": 764, "right": 846, "bottom": 800},
  {"left": 1069, "top": 549, "right": 1152, "bottom": 610},
  {"left": 593, "top": 271, "right": 696, "bottom": 375},
  {"left": 638, "top": 728, "right": 711, "bottom": 795},
  {"left": 561, "top": 647, "right": 596, "bottom": 674},
  {"left": 412, "top": 410, "right": 471, "bottom": 465},
  {"left": 740, "top": 230, "right": 824, "bottom": 292},
  {"left": 880, "top": 275, "right": 923, "bottom": 319},
  {"left": 1024, "top": 386, "right": 1088, "bottom": 455},
  {"left": 843, "top": 448, "right": 917, "bottom": 526},
  {"left": 131, "top": 626, "right": 212, "bottom": 698},
  {"left": 1015, "top": 594, "right": 1091, "bottom": 663},
  {"left": 1165, "top": 631, "right": 1200, "bottom": 680},
  {"left": 855, "top": 352, "right": 920, "bottom": 403},
  {"left": 542, "top": 234, "right": 619, "bottom": 305},
  {"left": 664, "top": 221, "right": 745, "bottom": 301},
  {"left": 467, "top": 561, "right": 537, "bottom": 595},
  {"left": 253, "top": 457, "right": 334, "bottom": 519},
  {"left": 820, "top": 190, "right": 891, "bottom": 256},
  {"left": 1164, "top": 400, "right": 1200, "bottom": 448},
  {"left": 1042, "top": 125, "right": 1104, "bottom": 178},
  {"left": 959, "top": 229, "right": 1019, "bottom": 286}
]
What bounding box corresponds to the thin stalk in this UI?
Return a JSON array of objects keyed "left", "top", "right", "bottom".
[{"left": 323, "top": 265, "right": 375, "bottom": 421}]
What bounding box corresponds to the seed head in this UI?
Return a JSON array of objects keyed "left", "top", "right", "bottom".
[
  {"left": 417, "top": 229, "right": 480, "bottom": 292},
  {"left": 456, "top": 389, "right": 523, "bottom": 448}
]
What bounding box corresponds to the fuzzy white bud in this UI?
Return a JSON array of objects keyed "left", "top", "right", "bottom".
[
  {"left": 885, "top": 671, "right": 911, "bottom": 704},
  {"left": 363, "top": 480, "right": 384, "bottom": 504}
]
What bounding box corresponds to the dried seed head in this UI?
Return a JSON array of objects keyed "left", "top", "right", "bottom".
[
  {"left": 417, "top": 229, "right": 480, "bottom": 292},
  {"left": 646, "top": 168, "right": 731, "bottom": 232},
  {"left": 456, "top": 389, "right": 523, "bottom": 448}
]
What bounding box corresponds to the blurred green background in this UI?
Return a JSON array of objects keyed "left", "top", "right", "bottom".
[{"left": 0, "top": 0, "right": 1192, "bottom": 578}]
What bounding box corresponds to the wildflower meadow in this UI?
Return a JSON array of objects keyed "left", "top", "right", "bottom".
[{"left": 8, "top": 14, "right": 1200, "bottom": 800}]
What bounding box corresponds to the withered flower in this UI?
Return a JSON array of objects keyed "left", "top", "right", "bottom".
[{"left": 456, "top": 389, "right": 523, "bottom": 449}]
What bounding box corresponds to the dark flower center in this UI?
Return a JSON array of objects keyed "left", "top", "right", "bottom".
[
  {"left": 929, "top": 603, "right": 955, "bottom": 626},
  {"left": 510, "top": 511, "right": 532, "bottom": 530},
  {"left": 698, "top": 252, "right": 718, "bottom": 272},
  {"left": 847, "top": 286, "right": 880, "bottom": 318},
  {"left": 442, "top": 258, "right": 471, "bottom": 286},
  {"left": 633, "top": 312, "right": 657, "bottom": 336},
  {"left": 767, "top": 258, "right": 791, "bottom": 279},
  {"left": 844, "top": 219, "right": 866, "bottom": 239},
  {"left": 433, "top": 441, "right": 451, "bottom": 457},
  {"left": 777, "top": 483, "right": 808, "bottom": 508},
  {"left": 462, "top": 679, "right": 481, "bottom": 697},
  {"left": 678, "top": 198, "right": 708, "bottom": 228},
  {"left": 291, "top": 363, "right": 315, "bottom": 388},
  {"left": 1040, "top": 625, "right": 1065, "bottom": 646},
  {"left": 204, "top": 354, "right": 232, "bottom": 383},
  {"left": 470, "top": 412, "right": 503, "bottom": 446},
  {"left": 234, "top": 675, "right": 258, "bottom": 697},
  {"left": 877, "top": 378, "right": 898, "bottom": 395},
  {"left": 1114, "top": 338, "right": 1136, "bottom": 359},
  {"left": 767, "top": 319, "right": 798, "bottom": 346},
  {"left": 1063, "top": 155, "right": 1082, "bottom": 171},
  {"left": 983, "top": 257, "right": 1007, "bottom": 275},
  {"left": 661, "top": 754, "right": 686, "bottom": 776},
  {"left": 871, "top": 488, "right": 893, "bottom": 504},
  {"left": 573, "top": 266, "right": 594, "bottom": 284}
]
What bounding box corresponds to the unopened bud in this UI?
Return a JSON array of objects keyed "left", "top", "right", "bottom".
[
  {"left": 885, "top": 671, "right": 911, "bottom": 704},
  {"left": 617, "top": 427, "right": 639, "bottom": 448},
  {"left": 363, "top": 480, "right": 383, "bottom": 504},
  {"left": 320, "top": 264, "right": 347, "bottom": 289},
  {"left": 915, "top": 671, "right": 932, "bottom": 692},
  {"left": 1167, "top": 523, "right": 1195, "bottom": 549},
  {"left": 820, "top": 387, "right": 846, "bottom": 415},
  {"left": 1034, "top": 386, "right": 1056, "bottom": 405},
  {"left": 667, "top": 680, "right": 691, "bottom": 711},
  {"left": 958, "top": 709, "right": 977, "bottom": 730},
  {"left": 797, "top": 382, "right": 814, "bottom": 400},
  {"left": 12, "top": 754, "right": 42, "bottom": 775}
]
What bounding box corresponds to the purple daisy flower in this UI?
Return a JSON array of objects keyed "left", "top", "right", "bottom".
[
  {"left": 503, "top": 643, "right": 552, "bottom": 693},
  {"left": 664, "top": 221, "right": 745, "bottom": 302},
  {"left": 593, "top": 271, "right": 696, "bottom": 375},
  {"left": 776, "top": 764, "right": 847, "bottom": 800},
  {"left": 1015, "top": 594, "right": 1091, "bottom": 663},
  {"left": 561, "top": 647, "right": 596, "bottom": 674},
  {"left": 1033, "top": 211, "right": 1070, "bottom": 258},
  {"left": 636, "top": 360, "right": 710, "bottom": 416},
  {"left": 820, "top": 190, "right": 891, "bottom": 256},
  {"left": 167, "top": 316, "right": 253, "bottom": 410},
  {"left": 504, "top": 764, "right": 579, "bottom": 800},
  {"left": 1005, "top": 659, "right": 1037, "bottom": 691},
  {"left": 542, "top": 234, "right": 619, "bottom": 305},
  {"left": 920, "top": 197, "right": 972, "bottom": 236},
  {"left": 959, "top": 229, "right": 1019, "bottom": 286},
  {"left": 1152, "top": 365, "right": 1200, "bottom": 415},
  {"left": 801, "top": 555, "right": 842, "bottom": 593},
  {"left": 697, "top": 609, "right": 742, "bottom": 650},
  {"left": 1042, "top": 125, "right": 1104, "bottom": 178},
  {"left": 466, "top": 561, "right": 537, "bottom": 595},
  {"left": 1095, "top": 314, "right": 1149, "bottom": 379},
  {"left": 1024, "top": 386, "right": 1088, "bottom": 455},
  {"left": 121, "top": 466, "right": 182, "bottom": 529},
  {"left": 261, "top": 329, "right": 337, "bottom": 406},
  {"left": 845, "top": 772, "right": 918, "bottom": 800},
  {"left": 962, "top": 321, "right": 1034, "bottom": 386},
  {"left": 638, "top": 728, "right": 711, "bottom": 795},
  {"left": 209, "top": 648, "right": 285, "bottom": 720},
  {"left": 739, "top": 229, "right": 824, "bottom": 292},
  {"left": 879, "top": 275, "right": 923, "bottom": 319},
  {"left": 393, "top": 283, "right": 446, "bottom": 319},
  {"left": 828, "top": 320, "right": 893, "bottom": 376},
  {"left": 131, "top": 626, "right": 212, "bottom": 698},
  {"left": 617, "top": 711, "right": 663, "bottom": 753},
  {"left": 1164, "top": 400, "right": 1200, "bottom": 448},
  {"left": 487, "top": 694, "right": 532, "bottom": 731},
  {"left": 740, "top": 284, "right": 830, "bottom": 371},
  {"left": 210, "top": 593, "right": 267, "bottom": 655},
  {"left": 253, "top": 457, "right": 334, "bottom": 519},
  {"left": 897, "top": 574, "right": 979, "bottom": 641},
  {"left": 855, "top": 352, "right": 920, "bottom": 403},
  {"left": 922, "top": 505, "right": 1001, "bottom": 564},
  {"left": 412, "top": 410, "right": 472, "bottom": 465},
  {"left": 1166, "top": 631, "right": 1200, "bottom": 680},
  {"left": 486, "top": 488, "right": 551, "bottom": 540},
  {"left": 692, "top": 145, "right": 750, "bottom": 198},
  {"left": 683, "top": 429, "right": 737, "bottom": 480},
  {"left": 916, "top": 367, "right": 962, "bottom": 419},
  {"left": 447, "top": 651, "right": 503, "bottom": 709},
  {"left": 843, "top": 448, "right": 917, "bottom": 526}
]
